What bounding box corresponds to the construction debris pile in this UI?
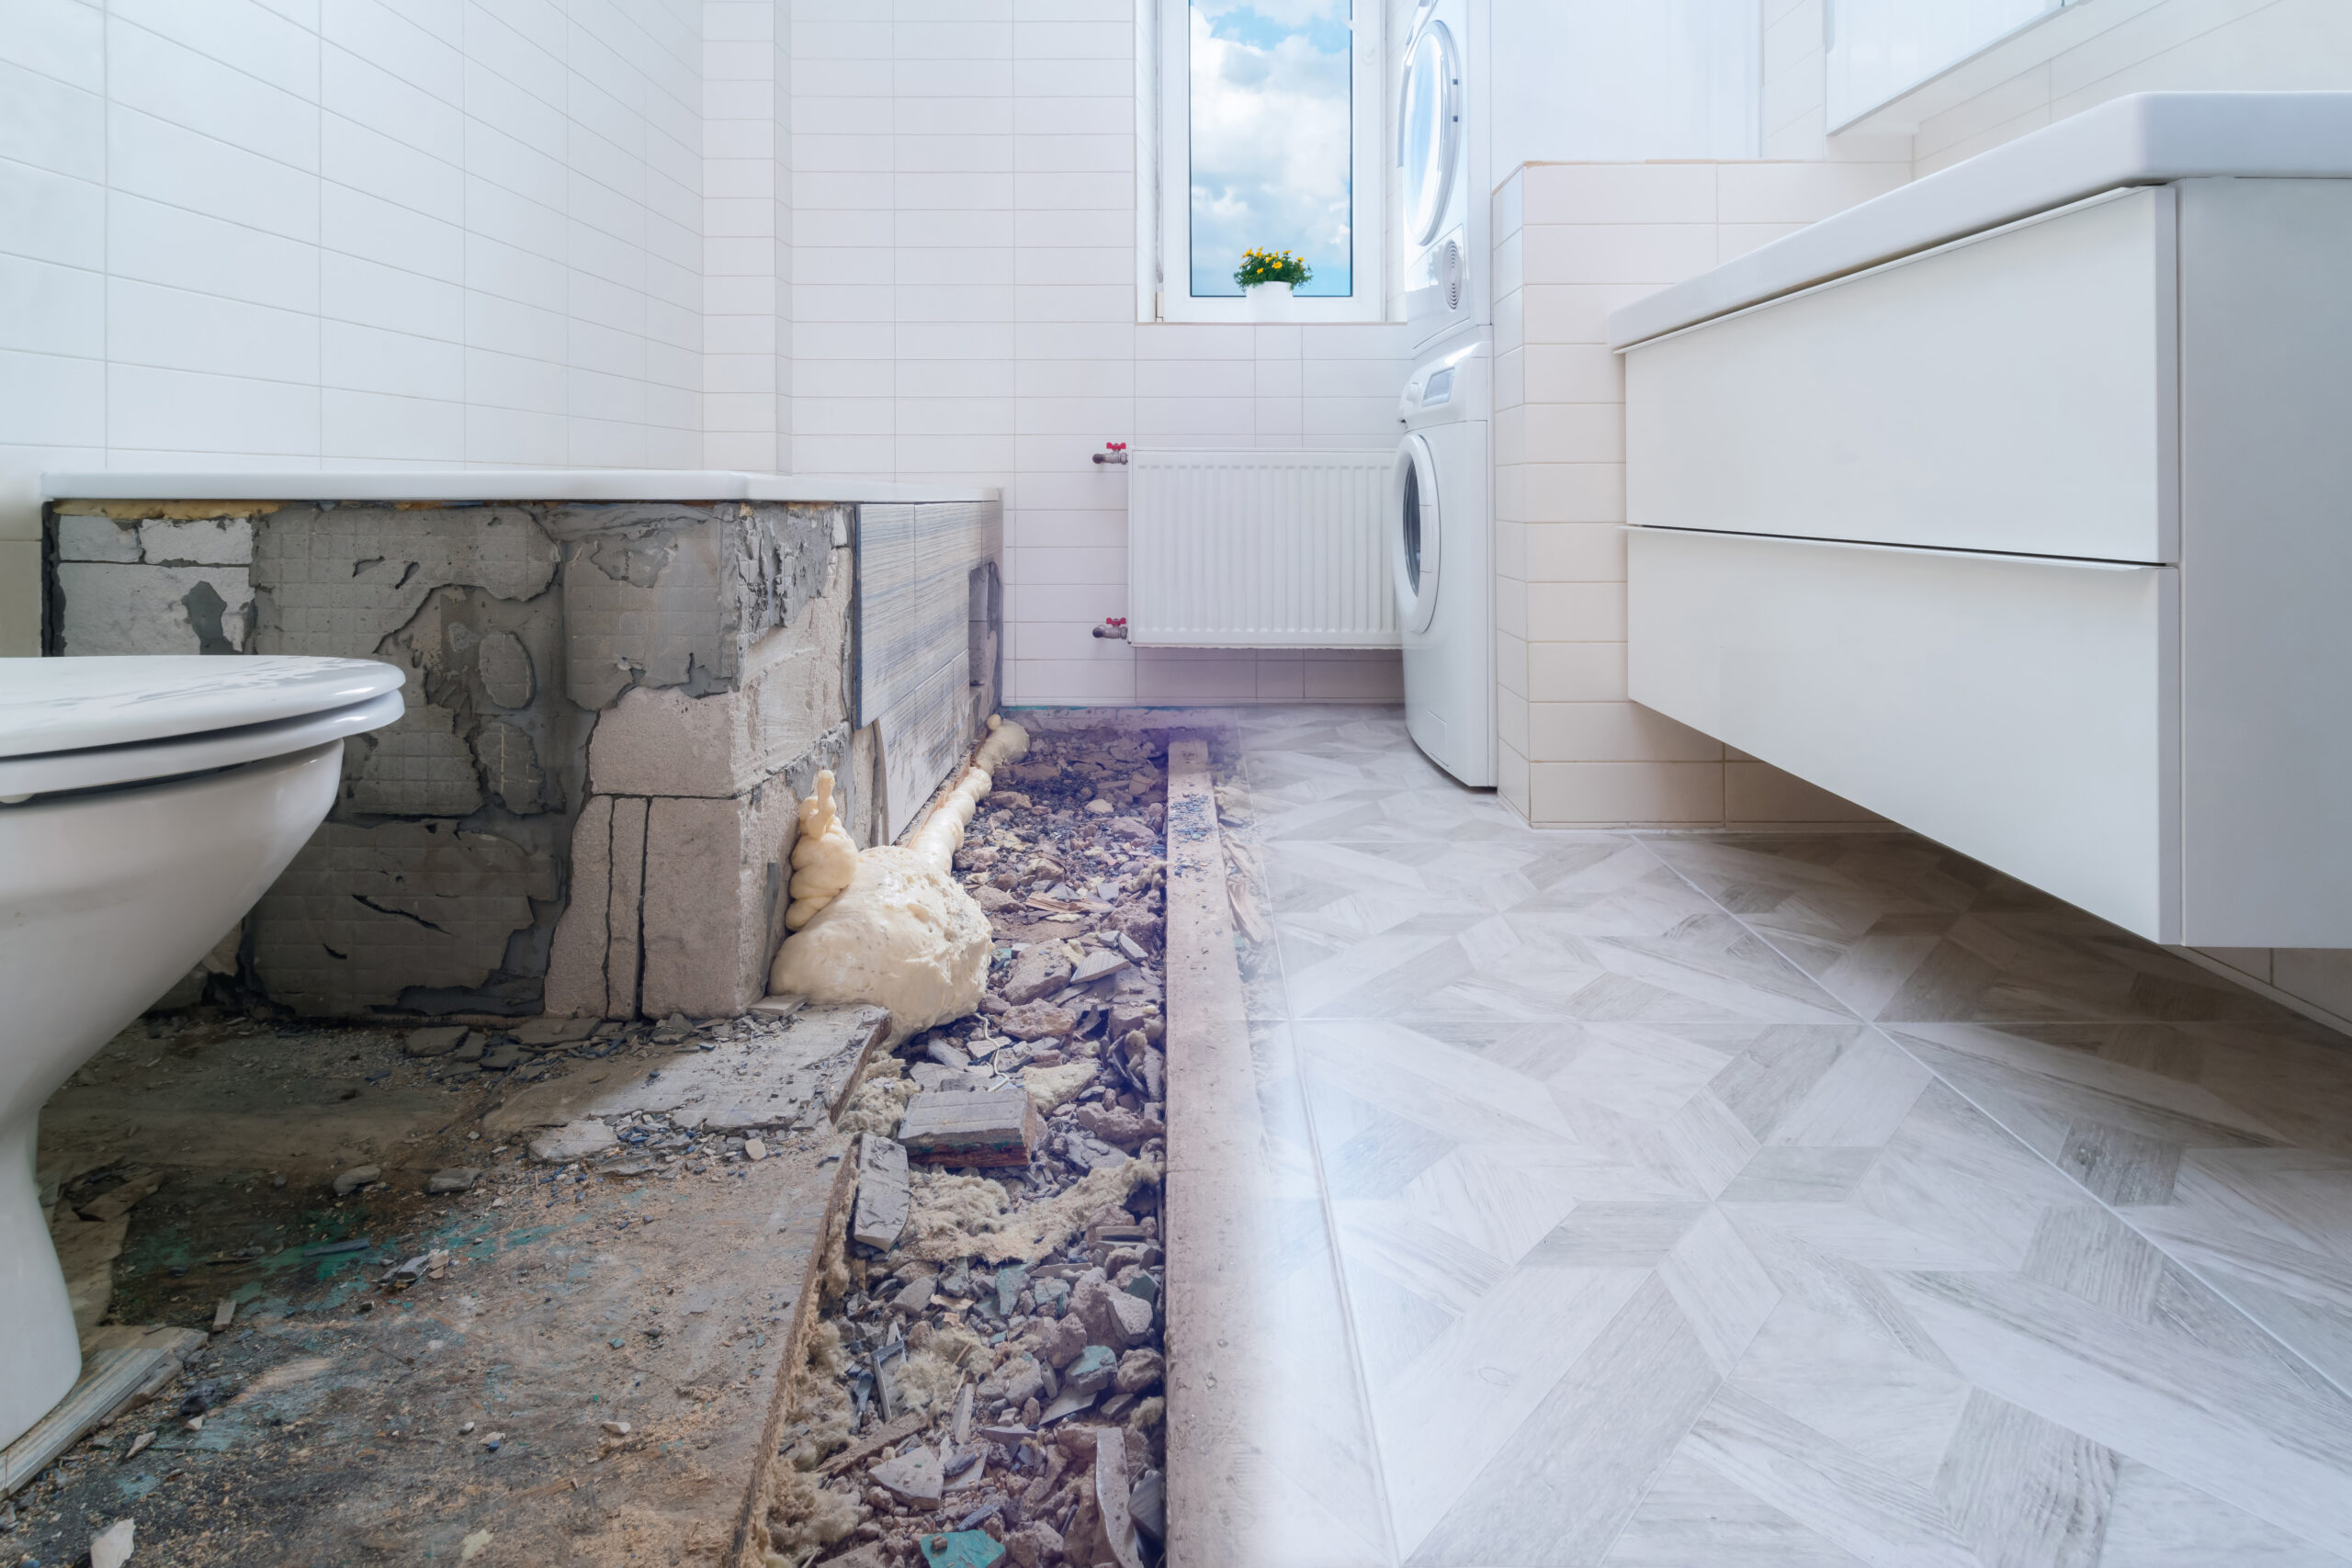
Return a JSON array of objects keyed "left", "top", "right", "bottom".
[{"left": 763, "top": 726, "right": 1171, "bottom": 1568}]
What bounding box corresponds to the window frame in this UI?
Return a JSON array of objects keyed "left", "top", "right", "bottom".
[{"left": 1137, "top": 0, "right": 1387, "bottom": 324}]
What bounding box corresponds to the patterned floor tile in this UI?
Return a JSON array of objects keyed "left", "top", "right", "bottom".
[{"left": 1184, "top": 708, "right": 2352, "bottom": 1567}]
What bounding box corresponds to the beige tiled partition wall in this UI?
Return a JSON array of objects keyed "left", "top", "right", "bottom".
[{"left": 1489, "top": 158, "right": 1906, "bottom": 828}]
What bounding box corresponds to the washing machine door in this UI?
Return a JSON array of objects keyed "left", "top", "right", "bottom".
[
  {"left": 1393, "top": 434, "right": 1442, "bottom": 634},
  {"left": 1399, "top": 19, "right": 1461, "bottom": 247}
]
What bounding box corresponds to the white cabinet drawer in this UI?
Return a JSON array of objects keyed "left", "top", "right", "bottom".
[
  {"left": 1628, "top": 527, "right": 2178, "bottom": 940},
  {"left": 1624, "top": 187, "right": 2175, "bottom": 564}
]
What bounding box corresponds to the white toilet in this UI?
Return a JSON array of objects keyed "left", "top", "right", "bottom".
[{"left": 0, "top": 656, "right": 403, "bottom": 1452}]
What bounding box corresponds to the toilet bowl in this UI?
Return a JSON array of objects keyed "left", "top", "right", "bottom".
[{"left": 0, "top": 656, "right": 403, "bottom": 1451}]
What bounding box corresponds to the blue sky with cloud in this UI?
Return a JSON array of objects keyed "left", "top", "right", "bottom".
[{"left": 1187, "top": 0, "right": 1354, "bottom": 296}]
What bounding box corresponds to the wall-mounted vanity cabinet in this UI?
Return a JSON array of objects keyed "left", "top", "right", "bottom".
[{"left": 1612, "top": 94, "right": 2352, "bottom": 946}]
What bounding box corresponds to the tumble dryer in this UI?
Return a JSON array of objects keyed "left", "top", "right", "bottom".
[
  {"left": 1393, "top": 336, "right": 1494, "bottom": 786},
  {"left": 1400, "top": 0, "right": 1488, "bottom": 355}
]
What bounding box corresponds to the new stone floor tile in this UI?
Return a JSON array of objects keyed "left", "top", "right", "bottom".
[{"left": 1192, "top": 708, "right": 2352, "bottom": 1567}]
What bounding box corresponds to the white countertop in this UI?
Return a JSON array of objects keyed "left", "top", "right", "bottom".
[
  {"left": 1609, "top": 92, "right": 2352, "bottom": 350},
  {"left": 40, "top": 469, "right": 1001, "bottom": 505}
]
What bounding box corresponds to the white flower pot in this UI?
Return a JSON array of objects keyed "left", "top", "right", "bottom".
[{"left": 1245, "top": 281, "right": 1295, "bottom": 321}]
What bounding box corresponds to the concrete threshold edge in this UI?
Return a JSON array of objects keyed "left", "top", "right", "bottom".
[
  {"left": 1158, "top": 729, "right": 1252, "bottom": 1568},
  {"left": 729, "top": 1149, "right": 860, "bottom": 1568}
]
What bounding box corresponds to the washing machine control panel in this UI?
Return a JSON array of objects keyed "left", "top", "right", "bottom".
[{"left": 1399, "top": 338, "right": 1490, "bottom": 427}]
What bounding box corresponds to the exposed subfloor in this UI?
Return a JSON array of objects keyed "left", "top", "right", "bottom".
[
  {"left": 1195, "top": 705, "right": 2352, "bottom": 1568},
  {"left": 4, "top": 1008, "right": 869, "bottom": 1566}
]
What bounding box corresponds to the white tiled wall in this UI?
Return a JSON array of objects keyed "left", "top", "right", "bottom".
[
  {"left": 1490, "top": 158, "right": 1905, "bottom": 827},
  {"left": 0, "top": 0, "right": 708, "bottom": 652},
  {"left": 784, "top": 0, "right": 1405, "bottom": 708},
  {"left": 703, "top": 0, "right": 789, "bottom": 471},
  {"left": 1908, "top": 0, "right": 2352, "bottom": 173}
]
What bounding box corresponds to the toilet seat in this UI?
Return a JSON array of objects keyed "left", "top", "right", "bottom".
[{"left": 0, "top": 657, "right": 405, "bottom": 801}]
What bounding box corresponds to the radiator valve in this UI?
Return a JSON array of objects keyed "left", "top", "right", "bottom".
[
  {"left": 1092, "top": 442, "right": 1129, "bottom": 466},
  {"left": 1092, "top": 617, "right": 1129, "bottom": 640}
]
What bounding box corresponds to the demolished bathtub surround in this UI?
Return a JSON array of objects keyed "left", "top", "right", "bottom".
[
  {"left": 759, "top": 728, "right": 1171, "bottom": 1568},
  {"left": 44, "top": 491, "right": 1002, "bottom": 1023},
  {"left": 769, "top": 719, "right": 1032, "bottom": 1043}
]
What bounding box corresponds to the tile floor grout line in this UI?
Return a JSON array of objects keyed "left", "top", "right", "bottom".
[
  {"left": 1235, "top": 732, "right": 1408, "bottom": 1568},
  {"left": 1555, "top": 831, "right": 1865, "bottom": 1568},
  {"left": 1627, "top": 830, "right": 2352, "bottom": 1420}
]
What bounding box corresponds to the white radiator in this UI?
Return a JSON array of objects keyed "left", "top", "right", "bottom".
[{"left": 1127, "top": 449, "right": 1400, "bottom": 648}]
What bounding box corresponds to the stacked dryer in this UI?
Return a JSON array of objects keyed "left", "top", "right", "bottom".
[{"left": 1392, "top": 0, "right": 1495, "bottom": 786}]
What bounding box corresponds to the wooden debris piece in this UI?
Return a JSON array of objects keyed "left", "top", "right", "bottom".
[
  {"left": 77, "top": 1169, "right": 164, "bottom": 1224},
  {"left": 819, "top": 1411, "right": 926, "bottom": 1476},
  {"left": 898, "top": 1088, "right": 1043, "bottom": 1168},
  {"left": 1095, "top": 1425, "right": 1146, "bottom": 1568},
  {"left": 2, "top": 1346, "right": 177, "bottom": 1495},
  {"left": 852, "top": 1135, "right": 911, "bottom": 1251},
  {"left": 1069, "top": 950, "right": 1129, "bottom": 986}
]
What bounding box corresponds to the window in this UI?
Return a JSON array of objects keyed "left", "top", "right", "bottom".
[
  {"left": 1143, "top": 0, "right": 1385, "bottom": 322},
  {"left": 1826, "top": 0, "right": 2078, "bottom": 130}
]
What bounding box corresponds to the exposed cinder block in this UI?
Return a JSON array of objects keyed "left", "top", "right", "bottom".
[
  {"left": 562, "top": 521, "right": 731, "bottom": 710},
  {"left": 250, "top": 504, "right": 559, "bottom": 656},
  {"left": 588, "top": 549, "right": 853, "bottom": 798},
  {"left": 55, "top": 516, "right": 141, "bottom": 563},
  {"left": 45, "top": 492, "right": 967, "bottom": 1021},
  {"left": 56, "top": 562, "right": 254, "bottom": 654},
  {"left": 140, "top": 516, "right": 253, "bottom": 566},
  {"left": 544, "top": 796, "right": 613, "bottom": 1017},
  {"left": 555, "top": 502, "right": 842, "bottom": 711},
  {"left": 250, "top": 821, "right": 558, "bottom": 1016},
  {"left": 639, "top": 785, "right": 798, "bottom": 1019},
  {"left": 343, "top": 703, "right": 486, "bottom": 817}
]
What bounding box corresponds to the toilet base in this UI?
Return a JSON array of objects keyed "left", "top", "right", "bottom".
[
  {"left": 0, "top": 740, "right": 346, "bottom": 1452},
  {"left": 0, "top": 1114, "right": 79, "bottom": 1458}
]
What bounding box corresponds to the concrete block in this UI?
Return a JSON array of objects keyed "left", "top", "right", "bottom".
[
  {"left": 250, "top": 821, "right": 558, "bottom": 1016},
  {"left": 373, "top": 572, "right": 578, "bottom": 821},
  {"left": 56, "top": 562, "right": 254, "bottom": 654},
  {"left": 588, "top": 553, "right": 853, "bottom": 798},
  {"left": 140, "top": 516, "right": 253, "bottom": 566},
  {"left": 544, "top": 796, "right": 614, "bottom": 1017},
  {"left": 639, "top": 781, "right": 800, "bottom": 1019},
  {"left": 56, "top": 516, "right": 141, "bottom": 563},
  {"left": 250, "top": 504, "right": 558, "bottom": 656},
  {"left": 558, "top": 502, "right": 844, "bottom": 710},
  {"left": 0, "top": 541, "right": 37, "bottom": 657},
  {"left": 562, "top": 519, "right": 733, "bottom": 710}
]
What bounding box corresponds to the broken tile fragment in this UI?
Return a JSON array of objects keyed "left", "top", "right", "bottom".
[
  {"left": 872, "top": 1444, "right": 944, "bottom": 1506},
  {"left": 1069, "top": 950, "right": 1128, "bottom": 986},
  {"left": 404, "top": 1025, "right": 469, "bottom": 1058},
  {"left": 852, "top": 1135, "right": 911, "bottom": 1251}
]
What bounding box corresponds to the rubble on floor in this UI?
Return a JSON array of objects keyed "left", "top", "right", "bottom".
[{"left": 760, "top": 727, "right": 1172, "bottom": 1568}]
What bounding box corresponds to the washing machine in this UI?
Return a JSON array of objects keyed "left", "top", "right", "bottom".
[
  {"left": 1399, "top": 0, "right": 1488, "bottom": 355},
  {"left": 1394, "top": 336, "right": 1493, "bottom": 787}
]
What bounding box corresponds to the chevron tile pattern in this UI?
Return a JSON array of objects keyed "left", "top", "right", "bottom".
[{"left": 1204, "top": 707, "right": 2352, "bottom": 1568}]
